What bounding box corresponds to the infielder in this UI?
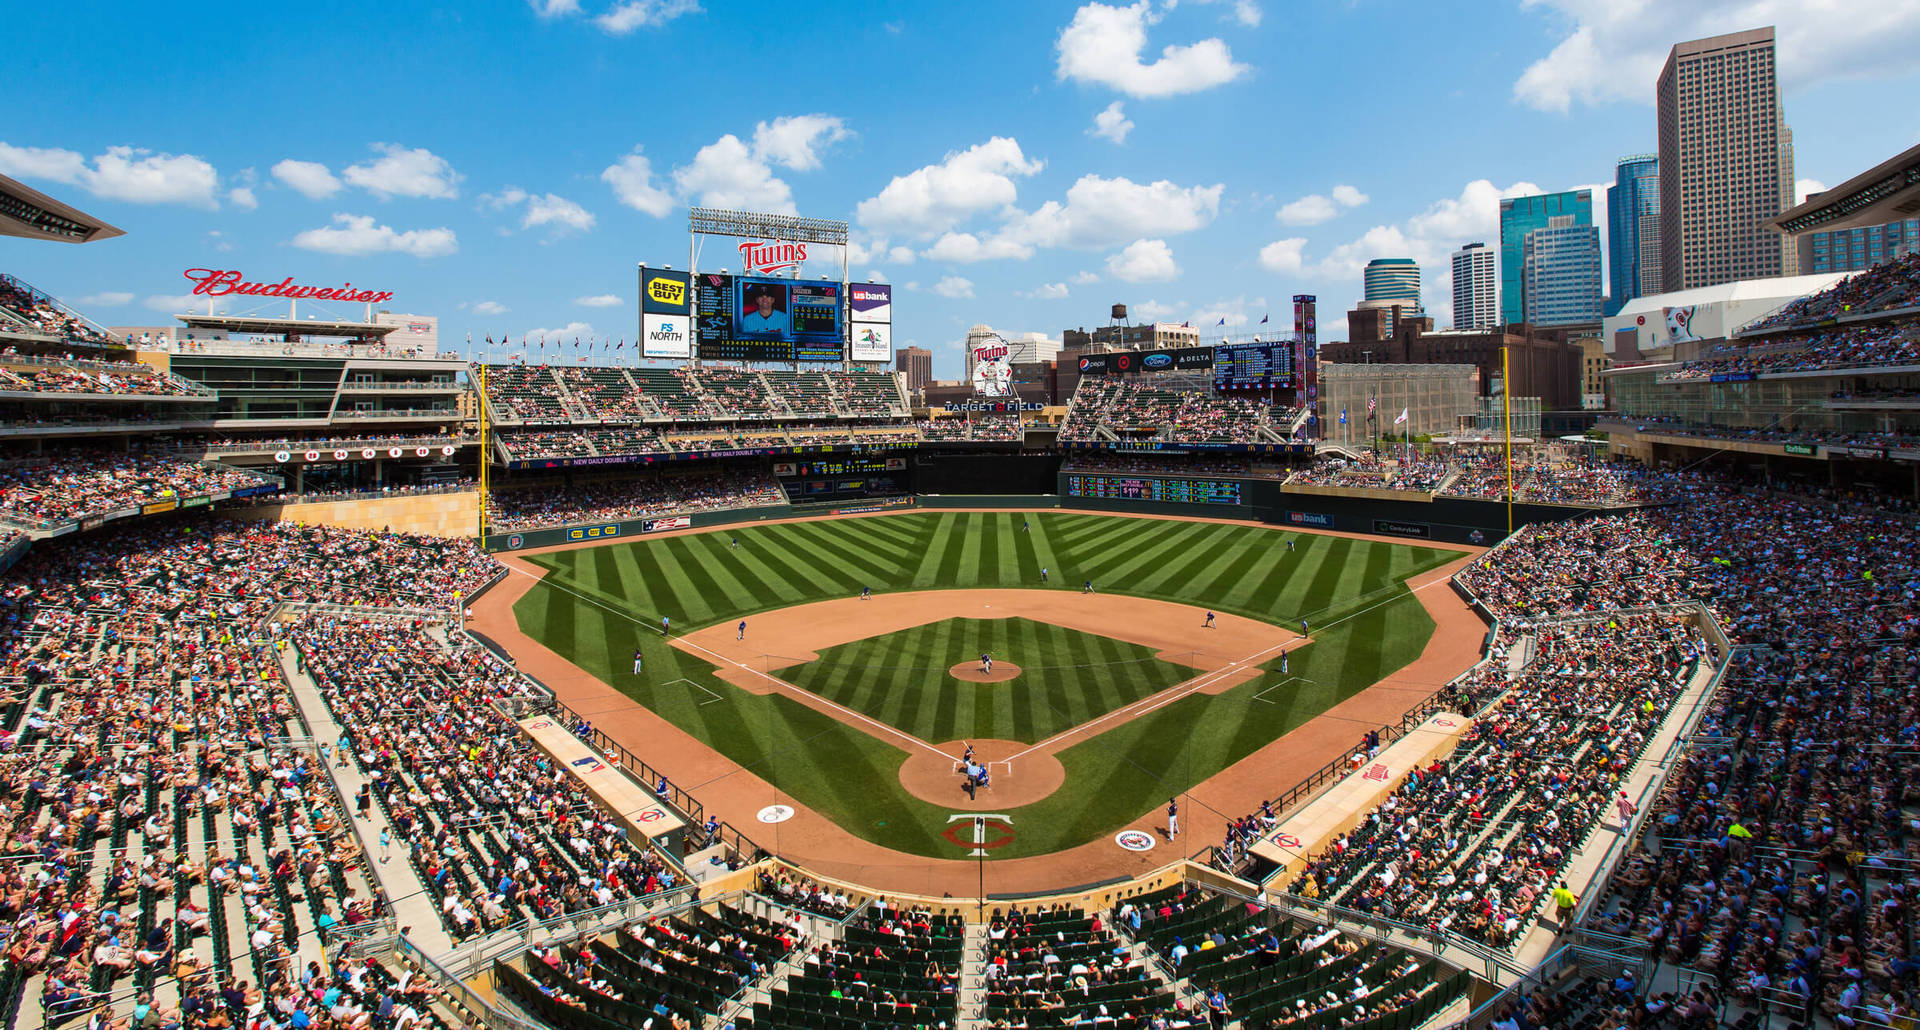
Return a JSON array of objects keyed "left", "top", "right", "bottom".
[{"left": 1167, "top": 797, "right": 1180, "bottom": 838}]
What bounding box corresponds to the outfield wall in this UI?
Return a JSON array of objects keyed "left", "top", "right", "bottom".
[{"left": 224, "top": 489, "right": 479, "bottom": 536}]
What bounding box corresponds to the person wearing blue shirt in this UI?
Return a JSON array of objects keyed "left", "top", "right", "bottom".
[{"left": 740, "top": 289, "right": 788, "bottom": 334}]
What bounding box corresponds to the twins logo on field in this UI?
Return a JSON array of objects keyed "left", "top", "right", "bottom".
[{"left": 1114, "top": 830, "right": 1155, "bottom": 852}]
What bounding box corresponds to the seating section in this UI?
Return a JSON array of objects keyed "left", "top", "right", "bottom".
[
  {"left": 489, "top": 468, "right": 788, "bottom": 532},
  {"left": 1126, "top": 885, "right": 1470, "bottom": 1028},
  {"left": 0, "top": 450, "right": 278, "bottom": 526},
  {"left": 628, "top": 367, "right": 712, "bottom": 420},
  {"left": 559, "top": 367, "right": 654, "bottom": 421},
  {"left": 743, "top": 901, "right": 963, "bottom": 1030},
  {"left": 481, "top": 364, "right": 909, "bottom": 426},
  {"left": 0, "top": 273, "right": 115, "bottom": 345},
  {"left": 290, "top": 616, "right": 682, "bottom": 941},
  {"left": 0, "top": 356, "right": 201, "bottom": 397},
  {"left": 1742, "top": 251, "right": 1920, "bottom": 333},
  {"left": 1063, "top": 379, "right": 1274, "bottom": 443},
  {"left": 1669, "top": 315, "right": 1920, "bottom": 380},
  {"left": 482, "top": 365, "right": 574, "bottom": 421},
  {"left": 501, "top": 901, "right": 799, "bottom": 1029},
  {"left": 982, "top": 904, "right": 1174, "bottom": 1027},
  {"left": 0, "top": 520, "right": 493, "bottom": 1030}
]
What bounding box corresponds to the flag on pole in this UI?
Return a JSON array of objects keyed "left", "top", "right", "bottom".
[
  {"left": 1367, "top": 395, "right": 1377, "bottom": 420},
  {"left": 1339, "top": 408, "right": 1348, "bottom": 425},
  {"left": 1394, "top": 407, "right": 1409, "bottom": 426},
  {"left": 1259, "top": 314, "right": 1269, "bottom": 324}
]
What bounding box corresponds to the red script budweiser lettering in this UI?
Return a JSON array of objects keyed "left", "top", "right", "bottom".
[
  {"left": 737, "top": 240, "right": 807, "bottom": 274},
  {"left": 182, "top": 268, "right": 394, "bottom": 304}
]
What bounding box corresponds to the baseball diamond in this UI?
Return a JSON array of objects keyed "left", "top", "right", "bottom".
[{"left": 490, "top": 509, "right": 1466, "bottom": 862}]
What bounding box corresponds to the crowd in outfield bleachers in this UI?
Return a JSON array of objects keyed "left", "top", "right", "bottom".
[
  {"left": 488, "top": 469, "right": 787, "bottom": 531},
  {"left": 476, "top": 363, "right": 905, "bottom": 424},
  {"left": 1062, "top": 379, "right": 1285, "bottom": 443},
  {"left": 0, "top": 355, "right": 199, "bottom": 397},
  {"left": 1742, "top": 252, "right": 1920, "bottom": 332},
  {"left": 0, "top": 276, "right": 116, "bottom": 346}
]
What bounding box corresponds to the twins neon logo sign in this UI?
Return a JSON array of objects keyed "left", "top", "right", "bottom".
[{"left": 737, "top": 240, "right": 808, "bottom": 274}]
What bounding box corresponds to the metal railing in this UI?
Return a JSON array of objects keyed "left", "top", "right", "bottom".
[
  {"left": 434, "top": 883, "right": 700, "bottom": 979},
  {"left": 1257, "top": 887, "right": 1532, "bottom": 987}
]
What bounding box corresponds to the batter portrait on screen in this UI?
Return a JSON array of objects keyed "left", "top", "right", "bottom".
[{"left": 738, "top": 283, "right": 789, "bottom": 336}]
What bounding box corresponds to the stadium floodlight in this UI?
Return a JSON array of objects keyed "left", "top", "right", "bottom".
[{"left": 687, "top": 207, "right": 848, "bottom": 245}]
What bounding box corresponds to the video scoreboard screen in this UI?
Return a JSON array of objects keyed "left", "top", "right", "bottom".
[
  {"left": 1213, "top": 342, "right": 1295, "bottom": 390},
  {"left": 1064, "top": 475, "right": 1242, "bottom": 505},
  {"left": 695, "top": 272, "right": 844, "bottom": 361},
  {"left": 775, "top": 457, "right": 907, "bottom": 477}
]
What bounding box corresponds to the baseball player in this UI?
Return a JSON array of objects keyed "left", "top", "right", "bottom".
[
  {"left": 662, "top": 615, "right": 671, "bottom": 635},
  {"left": 737, "top": 620, "right": 746, "bottom": 640},
  {"left": 980, "top": 652, "right": 992, "bottom": 674},
  {"left": 1167, "top": 797, "right": 1180, "bottom": 838},
  {"left": 632, "top": 648, "right": 644, "bottom": 675},
  {"left": 860, "top": 585, "right": 871, "bottom": 600},
  {"left": 1281, "top": 653, "right": 1289, "bottom": 676},
  {"left": 1083, "top": 579, "right": 1094, "bottom": 594},
  {"left": 1204, "top": 611, "right": 1216, "bottom": 628},
  {"left": 1040, "top": 566, "right": 1048, "bottom": 584},
  {"left": 1287, "top": 539, "right": 1295, "bottom": 552}
]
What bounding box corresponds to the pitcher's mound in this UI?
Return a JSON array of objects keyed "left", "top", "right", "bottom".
[{"left": 950, "top": 661, "right": 1022, "bottom": 683}]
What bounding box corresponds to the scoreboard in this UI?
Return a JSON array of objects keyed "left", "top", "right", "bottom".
[
  {"left": 695, "top": 272, "right": 845, "bottom": 361},
  {"left": 1213, "top": 342, "right": 1294, "bottom": 390},
  {"left": 1064, "top": 474, "right": 1243, "bottom": 505},
  {"left": 775, "top": 457, "right": 907, "bottom": 477}
]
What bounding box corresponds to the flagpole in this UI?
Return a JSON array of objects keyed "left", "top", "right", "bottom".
[{"left": 1502, "top": 344, "right": 1513, "bottom": 536}]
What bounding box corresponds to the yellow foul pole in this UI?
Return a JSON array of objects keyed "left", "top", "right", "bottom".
[
  {"left": 477, "top": 361, "right": 489, "bottom": 543},
  {"left": 1502, "top": 344, "right": 1512, "bottom": 535}
]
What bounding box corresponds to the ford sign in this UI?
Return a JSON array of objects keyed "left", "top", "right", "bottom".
[{"left": 1143, "top": 353, "right": 1173, "bottom": 369}]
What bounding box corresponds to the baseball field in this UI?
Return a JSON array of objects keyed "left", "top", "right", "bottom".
[{"left": 504, "top": 510, "right": 1462, "bottom": 862}]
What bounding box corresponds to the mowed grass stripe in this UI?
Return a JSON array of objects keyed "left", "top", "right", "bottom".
[
  {"left": 1130, "top": 521, "right": 1255, "bottom": 598},
  {"left": 1191, "top": 528, "right": 1293, "bottom": 616},
  {"left": 780, "top": 520, "right": 901, "bottom": 591},
  {"left": 1081, "top": 519, "right": 1214, "bottom": 590}
]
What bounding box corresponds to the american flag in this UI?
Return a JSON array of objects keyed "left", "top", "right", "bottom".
[{"left": 1367, "top": 395, "right": 1377, "bottom": 420}]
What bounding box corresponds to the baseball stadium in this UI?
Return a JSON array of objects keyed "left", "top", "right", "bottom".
[{"left": 5, "top": 58, "right": 1920, "bottom": 1030}]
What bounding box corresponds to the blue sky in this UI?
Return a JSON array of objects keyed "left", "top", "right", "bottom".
[{"left": 5, "top": 0, "right": 1918, "bottom": 378}]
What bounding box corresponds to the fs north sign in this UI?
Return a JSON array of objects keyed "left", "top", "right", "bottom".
[
  {"left": 182, "top": 268, "right": 393, "bottom": 304},
  {"left": 738, "top": 240, "right": 808, "bottom": 275}
]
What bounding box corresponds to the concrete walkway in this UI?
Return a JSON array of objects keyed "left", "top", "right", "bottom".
[{"left": 278, "top": 646, "right": 456, "bottom": 956}]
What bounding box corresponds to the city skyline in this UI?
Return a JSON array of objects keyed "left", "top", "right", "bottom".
[{"left": 3, "top": 2, "right": 1917, "bottom": 377}]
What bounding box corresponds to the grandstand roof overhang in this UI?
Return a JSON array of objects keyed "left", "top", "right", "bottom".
[
  {"left": 1766, "top": 142, "right": 1920, "bottom": 235},
  {"left": 0, "top": 175, "right": 125, "bottom": 244},
  {"left": 174, "top": 314, "right": 399, "bottom": 338}
]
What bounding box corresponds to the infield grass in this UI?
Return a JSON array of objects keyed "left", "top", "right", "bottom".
[
  {"left": 513, "top": 509, "right": 1459, "bottom": 859},
  {"left": 781, "top": 616, "right": 1196, "bottom": 745}
]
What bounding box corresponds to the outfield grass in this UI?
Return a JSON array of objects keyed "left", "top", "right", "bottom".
[
  {"left": 513, "top": 510, "right": 1459, "bottom": 859},
  {"left": 781, "top": 616, "right": 1197, "bottom": 745}
]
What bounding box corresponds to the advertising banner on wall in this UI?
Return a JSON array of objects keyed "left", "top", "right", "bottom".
[
  {"left": 1075, "top": 347, "right": 1214, "bottom": 375},
  {"left": 643, "top": 314, "right": 692, "bottom": 358},
  {"left": 851, "top": 322, "right": 891, "bottom": 361},
  {"left": 972, "top": 338, "right": 1013, "bottom": 396}
]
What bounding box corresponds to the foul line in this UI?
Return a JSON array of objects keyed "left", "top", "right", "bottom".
[
  {"left": 500, "top": 562, "right": 950, "bottom": 759},
  {"left": 1252, "top": 676, "right": 1318, "bottom": 704},
  {"left": 1004, "top": 569, "right": 1462, "bottom": 761},
  {"left": 666, "top": 677, "right": 724, "bottom": 706}
]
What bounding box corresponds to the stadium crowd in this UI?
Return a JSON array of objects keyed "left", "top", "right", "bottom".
[
  {"left": 0, "top": 274, "right": 115, "bottom": 346},
  {"left": 1062, "top": 380, "right": 1278, "bottom": 444},
  {"left": 487, "top": 469, "right": 787, "bottom": 531},
  {"left": 0, "top": 356, "right": 199, "bottom": 397},
  {"left": 1667, "top": 317, "right": 1920, "bottom": 380},
  {"left": 0, "top": 451, "right": 278, "bottom": 526},
  {"left": 1742, "top": 251, "right": 1920, "bottom": 332}
]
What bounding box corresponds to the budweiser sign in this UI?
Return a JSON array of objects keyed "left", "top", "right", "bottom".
[
  {"left": 182, "top": 268, "right": 394, "bottom": 304},
  {"left": 737, "top": 240, "right": 807, "bottom": 275}
]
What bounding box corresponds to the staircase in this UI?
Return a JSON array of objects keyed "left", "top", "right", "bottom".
[{"left": 957, "top": 922, "right": 990, "bottom": 1025}]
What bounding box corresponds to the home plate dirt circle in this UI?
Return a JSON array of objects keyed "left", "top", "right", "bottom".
[
  {"left": 898, "top": 739, "right": 1066, "bottom": 808},
  {"left": 948, "top": 661, "right": 1023, "bottom": 683}
]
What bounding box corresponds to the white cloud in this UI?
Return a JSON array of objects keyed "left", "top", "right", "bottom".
[
  {"left": 1023, "top": 283, "right": 1071, "bottom": 300},
  {"left": 848, "top": 235, "right": 916, "bottom": 266},
  {"left": 933, "top": 275, "right": 975, "bottom": 299},
  {"left": 144, "top": 293, "right": 204, "bottom": 313},
  {"left": 1071, "top": 270, "right": 1101, "bottom": 285},
  {"left": 291, "top": 214, "right": 459, "bottom": 258},
  {"left": 1232, "top": 0, "right": 1262, "bottom": 27},
  {"left": 473, "top": 300, "right": 509, "bottom": 316},
  {"left": 1276, "top": 184, "right": 1367, "bottom": 226},
  {"left": 595, "top": 0, "right": 699, "bottom": 34},
  {"left": 601, "top": 149, "right": 674, "bottom": 217},
  {"left": 1189, "top": 295, "right": 1269, "bottom": 332},
  {"left": 75, "top": 292, "right": 134, "bottom": 307},
  {"left": 575, "top": 294, "right": 623, "bottom": 307},
  {"left": 521, "top": 192, "right": 596, "bottom": 233},
  {"left": 673, "top": 134, "right": 794, "bottom": 214},
  {"left": 272, "top": 159, "right": 342, "bottom": 199},
  {"left": 1275, "top": 195, "right": 1338, "bottom": 226},
  {"left": 528, "top": 0, "right": 580, "bottom": 15},
  {"left": 922, "top": 231, "right": 1035, "bottom": 263},
  {"left": 228, "top": 187, "right": 258, "bottom": 210},
  {"left": 1055, "top": 1, "right": 1249, "bottom": 98},
  {"left": 524, "top": 321, "right": 597, "bottom": 341},
  {"left": 1089, "top": 101, "right": 1135, "bottom": 143},
  {"left": 1133, "top": 299, "right": 1177, "bottom": 322},
  {"left": 1106, "top": 238, "right": 1178, "bottom": 282},
  {"left": 1008, "top": 174, "right": 1222, "bottom": 250},
  {"left": 1258, "top": 237, "right": 1307, "bottom": 273},
  {"left": 342, "top": 143, "right": 462, "bottom": 200},
  {"left": 857, "top": 137, "right": 1043, "bottom": 238},
  {"left": 1513, "top": 1, "right": 1920, "bottom": 113},
  {"left": 0, "top": 143, "right": 220, "bottom": 208},
  {"left": 751, "top": 115, "right": 850, "bottom": 171},
  {"left": 1796, "top": 177, "right": 1829, "bottom": 205}
]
